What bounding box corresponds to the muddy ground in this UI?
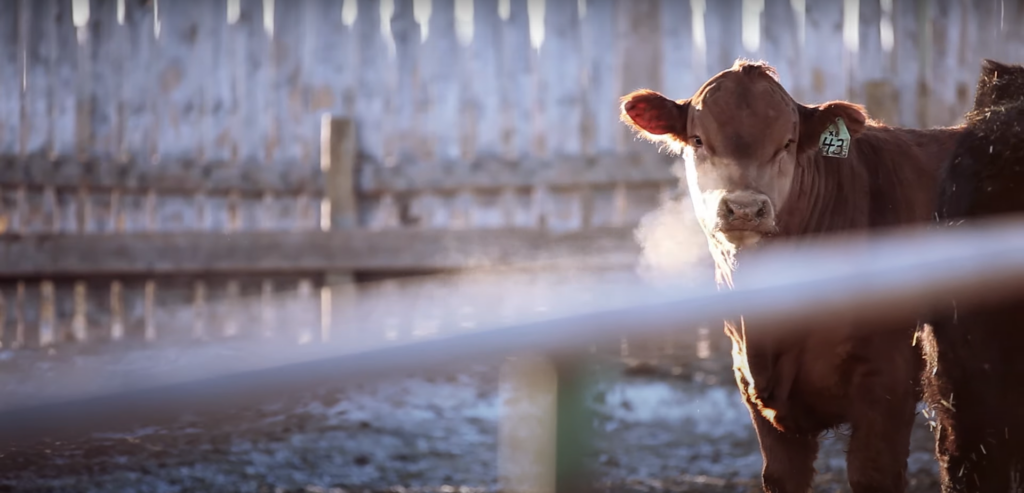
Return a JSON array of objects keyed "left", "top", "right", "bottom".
[{"left": 0, "top": 341, "right": 943, "bottom": 493}]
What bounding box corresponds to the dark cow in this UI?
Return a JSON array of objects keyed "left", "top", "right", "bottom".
[
  {"left": 619, "top": 59, "right": 962, "bottom": 493},
  {"left": 923, "top": 58, "right": 1024, "bottom": 492}
]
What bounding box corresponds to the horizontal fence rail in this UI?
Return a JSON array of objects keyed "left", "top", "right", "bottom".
[
  {"left": 0, "top": 226, "right": 642, "bottom": 278},
  {"left": 5, "top": 214, "right": 1024, "bottom": 444}
]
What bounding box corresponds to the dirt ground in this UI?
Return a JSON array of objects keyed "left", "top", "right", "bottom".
[{"left": 0, "top": 341, "right": 943, "bottom": 493}]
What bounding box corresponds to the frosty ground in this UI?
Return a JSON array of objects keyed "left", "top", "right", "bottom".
[{"left": 0, "top": 341, "right": 942, "bottom": 493}]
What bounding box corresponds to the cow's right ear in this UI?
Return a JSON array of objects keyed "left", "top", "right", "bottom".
[{"left": 620, "top": 90, "right": 690, "bottom": 142}]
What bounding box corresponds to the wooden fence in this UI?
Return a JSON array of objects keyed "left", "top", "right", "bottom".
[{"left": 0, "top": 0, "right": 1022, "bottom": 351}]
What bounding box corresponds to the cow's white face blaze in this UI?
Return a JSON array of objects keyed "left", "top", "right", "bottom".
[{"left": 620, "top": 60, "right": 867, "bottom": 251}]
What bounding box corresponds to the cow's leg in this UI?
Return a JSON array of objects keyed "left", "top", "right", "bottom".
[
  {"left": 728, "top": 324, "right": 817, "bottom": 492},
  {"left": 845, "top": 360, "right": 918, "bottom": 492},
  {"left": 747, "top": 405, "right": 819, "bottom": 493}
]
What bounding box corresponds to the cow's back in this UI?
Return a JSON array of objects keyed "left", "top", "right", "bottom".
[{"left": 854, "top": 126, "right": 961, "bottom": 229}]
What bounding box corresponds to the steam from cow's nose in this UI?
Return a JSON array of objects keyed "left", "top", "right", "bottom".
[{"left": 719, "top": 192, "right": 773, "bottom": 225}]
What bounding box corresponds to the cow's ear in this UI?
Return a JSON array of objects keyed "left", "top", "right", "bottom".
[
  {"left": 797, "top": 101, "right": 867, "bottom": 154},
  {"left": 975, "top": 59, "right": 1024, "bottom": 109},
  {"left": 620, "top": 89, "right": 690, "bottom": 142}
]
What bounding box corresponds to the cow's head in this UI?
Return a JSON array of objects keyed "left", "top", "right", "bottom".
[
  {"left": 973, "top": 58, "right": 1024, "bottom": 110},
  {"left": 620, "top": 60, "right": 866, "bottom": 251}
]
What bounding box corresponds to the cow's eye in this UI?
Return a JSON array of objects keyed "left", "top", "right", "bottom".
[
  {"left": 784, "top": 139, "right": 795, "bottom": 151},
  {"left": 691, "top": 136, "right": 703, "bottom": 148}
]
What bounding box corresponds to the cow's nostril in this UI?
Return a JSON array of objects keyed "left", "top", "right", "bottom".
[
  {"left": 756, "top": 205, "right": 767, "bottom": 219},
  {"left": 725, "top": 204, "right": 736, "bottom": 218}
]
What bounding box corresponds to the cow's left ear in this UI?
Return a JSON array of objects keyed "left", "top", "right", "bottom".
[{"left": 796, "top": 101, "right": 867, "bottom": 154}]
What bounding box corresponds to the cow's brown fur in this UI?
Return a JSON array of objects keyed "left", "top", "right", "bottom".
[
  {"left": 620, "top": 59, "right": 963, "bottom": 493},
  {"left": 924, "top": 58, "right": 1024, "bottom": 492}
]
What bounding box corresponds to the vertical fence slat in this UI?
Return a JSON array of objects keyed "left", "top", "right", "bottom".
[
  {"left": 387, "top": 0, "right": 419, "bottom": 167},
  {"left": 43, "top": 0, "right": 77, "bottom": 158},
  {"left": 120, "top": 0, "right": 157, "bottom": 165},
  {"left": 704, "top": 0, "right": 745, "bottom": 74},
  {"left": 580, "top": 0, "right": 617, "bottom": 157},
  {"left": 0, "top": 0, "right": 20, "bottom": 155},
  {"left": 304, "top": 0, "right": 353, "bottom": 121},
  {"left": 924, "top": 0, "right": 966, "bottom": 127},
  {"left": 235, "top": 0, "right": 268, "bottom": 168},
  {"left": 201, "top": 0, "right": 234, "bottom": 166},
  {"left": 469, "top": 0, "right": 502, "bottom": 160},
  {"left": 275, "top": 2, "right": 319, "bottom": 231},
  {"left": 121, "top": 278, "right": 146, "bottom": 340},
  {"left": 157, "top": 1, "right": 205, "bottom": 166},
  {"left": 271, "top": 0, "right": 312, "bottom": 175},
  {"left": 1, "top": 283, "right": 16, "bottom": 348},
  {"left": 1007, "top": 0, "right": 1024, "bottom": 64},
  {"left": 615, "top": 0, "right": 661, "bottom": 153},
  {"left": 51, "top": 0, "right": 77, "bottom": 159},
  {"left": 89, "top": 0, "right": 126, "bottom": 161},
  {"left": 539, "top": 0, "right": 581, "bottom": 159},
  {"left": 853, "top": 0, "right": 899, "bottom": 124},
  {"left": 892, "top": 0, "right": 923, "bottom": 127},
  {"left": 354, "top": 0, "right": 386, "bottom": 171},
  {"left": 658, "top": 0, "right": 696, "bottom": 99},
  {"left": 539, "top": 0, "right": 583, "bottom": 231},
  {"left": 22, "top": 0, "right": 53, "bottom": 158},
  {"left": 232, "top": 0, "right": 271, "bottom": 236},
  {"left": 424, "top": 0, "right": 462, "bottom": 164},
  {"left": 54, "top": 281, "right": 74, "bottom": 343},
  {"left": 763, "top": 0, "right": 802, "bottom": 96},
  {"left": 18, "top": 281, "right": 38, "bottom": 348},
  {"left": 801, "top": 0, "right": 846, "bottom": 104},
  {"left": 966, "top": 0, "right": 999, "bottom": 61},
  {"left": 85, "top": 280, "right": 110, "bottom": 342},
  {"left": 499, "top": 0, "right": 534, "bottom": 161}
]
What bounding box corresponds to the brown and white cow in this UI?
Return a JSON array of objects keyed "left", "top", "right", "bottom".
[
  {"left": 620, "top": 59, "right": 962, "bottom": 493},
  {"left": 924, "top": 58, "right": 1024, "bottom": 492}
]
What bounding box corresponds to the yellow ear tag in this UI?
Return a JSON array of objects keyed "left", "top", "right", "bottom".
[{"left": 819, "top": 117, "right": 851, "bottom": 159}]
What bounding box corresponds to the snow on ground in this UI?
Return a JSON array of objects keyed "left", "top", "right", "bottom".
[{"left": 0, "top": 347, "right": 942, "bottom": 493}]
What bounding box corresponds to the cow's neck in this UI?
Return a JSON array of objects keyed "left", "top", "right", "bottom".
[{"left": 775, "top": 151, "right": 871, "bottom": 239}]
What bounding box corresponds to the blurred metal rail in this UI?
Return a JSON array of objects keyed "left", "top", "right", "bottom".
[{"left": 5, "top": 215, "right": 1024, "bottom": 480}]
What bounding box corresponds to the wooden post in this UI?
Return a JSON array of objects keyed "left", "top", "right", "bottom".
[
  {"left": 552, "top": 353, "right": 596, "bottom": 493},
  {"left": 497, "top": 352, "right": 596, "bottom": 493},
  {"left": 322, "top": 116, "right": 359, "bottom": 343},
  {"left": 498, "top": 354, "right": 558, "bottom": 493}
]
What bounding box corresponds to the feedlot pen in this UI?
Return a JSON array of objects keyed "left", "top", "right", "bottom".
[{"left": 1, "top": 0, "right": 1022, "bottom": 491}]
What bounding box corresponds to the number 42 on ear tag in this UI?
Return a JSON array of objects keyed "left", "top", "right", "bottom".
[{"left": 819, "top": 117, "right": 851, "bottom": 159}]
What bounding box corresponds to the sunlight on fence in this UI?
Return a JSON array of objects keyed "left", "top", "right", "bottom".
[{"left": 1, "top": 0, "right": 1023, "bottom": 362}]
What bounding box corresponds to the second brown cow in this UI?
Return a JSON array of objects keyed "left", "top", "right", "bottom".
[{"left": 620, "top": 60, "right": 962, "bottom": 493}]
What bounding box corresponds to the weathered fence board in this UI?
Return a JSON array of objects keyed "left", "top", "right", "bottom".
[
  {"left": 891, "top": 0, "right": 923, "bottom": 127},
  {"left": 762, "top": 0, "right": 803, "bottom": 99},
  {"left": 0, "top": 1, "right": 20, "bottom": 156},
  {"left": 119, "top": 0, "right": 157, "bottom": 166},
  {"left": 22, "top": 0, "right": 53, "bottom": 157},
  {"left": 465, "top": 0, "right": 500, "bottom": 161},
  {"left": 615, "top": 0, "right": 661, "bottom": 154},
  {"left": 803, "top": 0, "right": 847, "bottom": 104},
  {"left": 658, "top": 0, "right": 696, "bottom": 101},
  {"left": 500, "top": 0, "right": 536, "bottom": 161},
  {"left": 539, "top": 0, "right": 582, "bottom": 159},
  {"left": 1, "top": 0, "right": 1022, "bottom": 351},
  {"left": 0, "top": 227, "right": 641, "bottom": 279},
  {"left": 705, "top": 0, "right": 747, "bottom": 78}
]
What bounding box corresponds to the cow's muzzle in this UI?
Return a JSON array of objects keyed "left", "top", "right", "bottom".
[{"left": 715, "top": 191, "right": 776, "bottom": 241}]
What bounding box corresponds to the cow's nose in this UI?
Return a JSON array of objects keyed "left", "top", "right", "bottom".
[{"left": 719, "top": 193, "right": 773, "bottom": 223}]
